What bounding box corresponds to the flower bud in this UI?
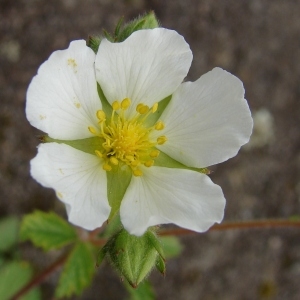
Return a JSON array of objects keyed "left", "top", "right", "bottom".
[{"left": 97, "top": 228, "right": 165, "bottom": 287}]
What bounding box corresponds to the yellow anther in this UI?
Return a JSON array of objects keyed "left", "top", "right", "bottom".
[
  {"left": 157, "top": 136, "right": 167, "bottom": 145},
  {"left": 121, "top": 98, "right": 131, "bottom": 110},
  {"left": 133, "top": 169, "right": 143, "bottom": 177},
  {"left": 103, "top": 163, "right": 112, "bottom": 171},
  {"left": 152, "top": 102, "right": 158, "bottom": 113},
  {"left": 88, "top": 126, "right": 97, "bottom": 135},
  {"left": 150, "top": 150, "right": 160, "bottom": 158},
  {"left": 136, "top": 103, "right": 144, "bottom": 113},
  {"left": 112, "top": 101, "right": 120, "bottom": 111},
  {"left": 131, "top": 160, "right": 139, "bottom": 167},
  {"left": 110, "top": 156, "right": 119, "bottom": 165},
  {"left": 126, "top": 155, "right": 135, "bottom": 162},
  {"left": 95, "top": 150, "right": 103, "bottom": 158},
  {"left": 144, "top": 160, "right": 154, "bottom": 167},
  {"left": 155, "top": 121, "right": 165, "bottom": 131},
  {"left": 89, "top": 95, "right": 167, "bottom": 177},
  {"left": 96, "top": 110, "right": 106, "bottom": 122},
  {"left": 139, "top": 105, "right": 149, "bottom": 114}
]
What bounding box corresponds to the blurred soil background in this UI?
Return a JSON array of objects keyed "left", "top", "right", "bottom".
[{"left": 1, "top": 0, "right": 300, "bottom": 299}]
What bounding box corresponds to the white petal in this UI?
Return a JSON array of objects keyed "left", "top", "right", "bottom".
[
  {"left": 26, "top": 40, "right": 101, "bottom": 140},
  {"left": 120, "top": 166, "right": 225, "bottom": 236},
  {"left": 30, "top": 143, "right": 110, "bottom": 230},
  {"left": 95, "top": 28, "right": 192, "bottom": 117},
  {"left": 157, "top": 68, "right": 253, "bottom": 167}
]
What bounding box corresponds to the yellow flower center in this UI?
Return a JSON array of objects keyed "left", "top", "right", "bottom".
[{"left": 88, "top": 98, "right": 167, "bottom": 176}]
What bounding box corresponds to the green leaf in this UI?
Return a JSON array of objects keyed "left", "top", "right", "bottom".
[
  {"left": 125, "top": 281, "right": 155, "bottom": 300},
  {"left": 107, "top": 165, "right": 132, "bottom": 221},
  {"left": 160, "top": 236, "right": 183, "bottom": 259},
  {"left": 20, "top": 211, "right": 77, "bottom": 251},
  {"left": 55, "top": 242, "right": 95, "bottom": 298},
  {"left": 43, "top": 135, "right": 103, "bottom": 155},
  {"left": 0, "top": 261, "right": 41, "bottom": 300},
  {"left": 0, "top": 257, "right": 4, "bottom": 268},
  {"left": 0, "top": 216, "right": 20, "bottom": 252}
]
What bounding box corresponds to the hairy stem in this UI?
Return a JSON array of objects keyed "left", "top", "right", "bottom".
[
  {"left": 158, "top": 219, "right": 300, "bottom": 236},
  {"left": 10, "top": 252, "right": 69, "bottom": 300}
]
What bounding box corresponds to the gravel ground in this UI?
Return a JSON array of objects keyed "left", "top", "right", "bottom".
[{"left": 1, "top": 0, "right": 300, "bottom": 299}]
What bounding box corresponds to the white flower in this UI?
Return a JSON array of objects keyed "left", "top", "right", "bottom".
[{"left": 26, "top": 28, "right": 253, "bottom": 236}]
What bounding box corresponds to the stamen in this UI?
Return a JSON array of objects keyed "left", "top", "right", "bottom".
[
  {"left": 96, "top": 110, "right": 106, "bottom": 122},
  {"left": 126, "top": 155, "right": 135, "bottom": 162},
  {"left": 110, "top": 156, "right": 119, "bottom": 165},
  {"left": 144, "top": 160, "right": 154, "bottom": 167},
  {"left": 157, "top": 136, "right": 167, "bottom": 145},
  {"left": 112, "top": 101, "right": 120, "bottom": 111},
  {"left": 95, "top": 150, "right": 103, "bottom": 158},
  {"left": 121, "top": 98, "right": 131, "bottom": 110},
  {"left": 88, "top": 126, "right": 97, "bottom": 135},
  {"left": 150, "top": 150, "right": 160, "bottom": 158},
  {"left": 139, "top": 105, "right": 149, "bottom": 114},
  {"left": 136, "top": 103, "right": 144, "bottom": 113},
  {"left": 155, "top": 121, "right": 165, "bottom": 130},
  {"left": 103, "top": 163, "right": 112, "bottom": 171},
  {"left": 131, "top": 160, "right": 139, "bottom": 167},
  {"left": 133, "top": 169, "right": 143, "bottom": 177},
  {"left": 152, "top": 102, "right": 158, "bottom": 113}
]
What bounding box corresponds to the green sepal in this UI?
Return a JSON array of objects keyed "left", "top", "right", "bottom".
[
  {"left": 104, "top": 228, "right": 164, "bottom": 287},
  {"left": 115, "top": 11, "right": 159, "bottom": 43},
  {"left": 146, "top": 230, "right": 165, "bottom": 260},
  {"left": 155, "top": 255, "right": 166, "bottom": 276},
  {"left": 55, "top": 242, "right": 95, "bottom": 298},
  {"left": 87, "top": 35, "right": 102, "bottom": 54},
  {"left": 107, "top": 165, "right": 132, "bottom": 221},
  {"left": 103, "top": 29, "right": 114, "bottom": 42},
  {"left": 20, "top": 211, "right": 78, "bottom": 251},
  {"left": 144, "top": 95, "right": 172, "bottom": 127},
  {"left": 154, "top": 149, "right": 209, "bottom": 174},
  {"left": 114, "top": 16, "right": 124, "bottom": 37},
  {"left": 42, "top": 135, "right": 104, "bottom": 156},
  {"left": 87, "top": 12, "right": 159, "bottom": 53},
  {"left": 96, "top": 245, "right": 108, "bottom": 267},
  {"left": 97, "top": 83, "right": 113, "bottom": 118}
]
